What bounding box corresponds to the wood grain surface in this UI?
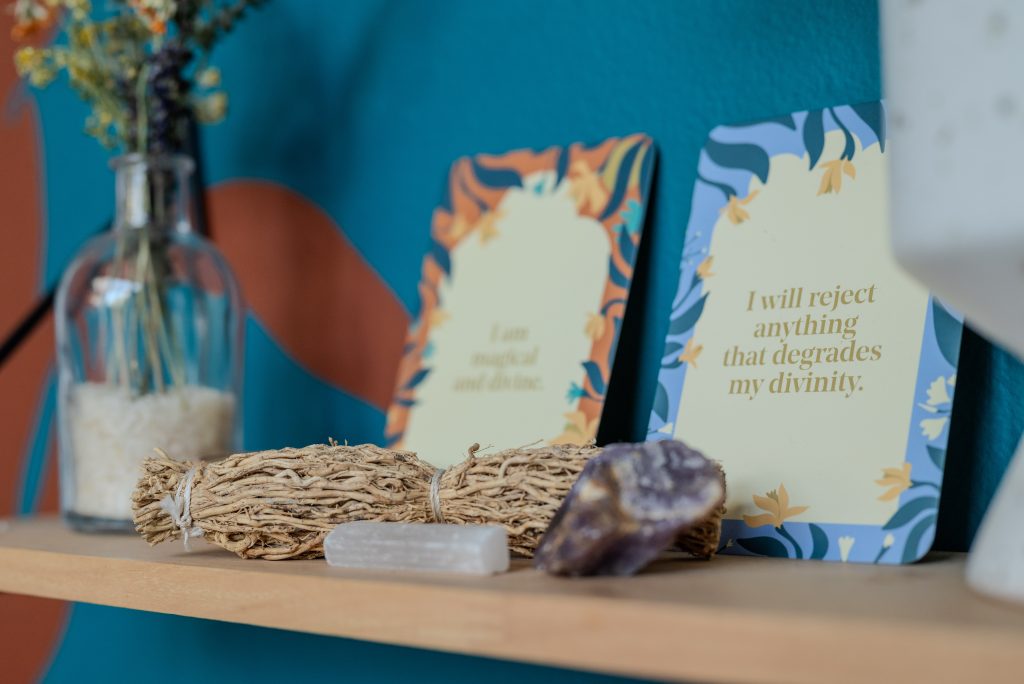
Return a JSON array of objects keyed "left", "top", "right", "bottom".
[{"left": 2, "top": 516, "right": 1023, "bottom": 683}]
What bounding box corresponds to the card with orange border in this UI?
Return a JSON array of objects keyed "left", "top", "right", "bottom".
[{"left": 387, "top": 135, "right": 655, "bottom": 466}]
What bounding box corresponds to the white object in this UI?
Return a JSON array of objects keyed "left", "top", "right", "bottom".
[
  {"left": 883, "top": 0, "right": 1024, "bottom": 357},
  {"left": 882, "top": 0, "right": 1024, "bottom": 602},
  {"left": 158, "top": 465, "right": 204, "bottom": 551},
  {"left": 68, "top": 383, "right": 234, "bottom": 520},
  {"left": 324, "top": 521, "right": 510, "bottom": 575}
]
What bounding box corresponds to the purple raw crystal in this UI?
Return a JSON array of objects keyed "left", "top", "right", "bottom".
[{"left": 534, "top": 440, "right": 725, "bottom": 576}]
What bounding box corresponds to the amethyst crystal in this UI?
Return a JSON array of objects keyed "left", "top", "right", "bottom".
[{"left": 534, "top": 440, "right": 725, "bottom": 576}]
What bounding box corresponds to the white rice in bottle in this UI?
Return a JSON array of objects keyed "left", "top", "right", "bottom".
[{"left": 68, "top": 383, "right": 235, "bottom": 520}]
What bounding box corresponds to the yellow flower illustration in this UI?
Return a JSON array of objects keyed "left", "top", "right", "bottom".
[
  {"left": 584, "top": 312, "right": 606, "bottom": 341},
  {"left": 696, "top": 256, "right": 715, "bottom": 279},
  {"left": 817, "top": 159, "right": 856, "bottom": 195},
  {"left": 476, "top": 209, "right": 503, "bottom": 244},
  {"left": 720, "top": 190, "right": 759, "bottom": 224},
  {"left": 678, "top": 338, "right": 703, "bottom": 367},
  {"left": 428, "top": 308, "right": 450, "bottom": 328},
  {"left": 743, "top": 483, "right": 809, "bottom": 528},
  {"left": 876, "top": 462, "right": 912, "bottom": 501},
  {"left": 568, "top": 160, "right": 609, "bottom": 214},
  {"left": 448, "top": 214, "right": 470, "bottom": 241},
  {"left": 550, "top": 410, "right": 600, "bottom": 446}
]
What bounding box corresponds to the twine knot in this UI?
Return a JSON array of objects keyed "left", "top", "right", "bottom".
[
  {"left": 429, "top": 467, "right": 446, "bottom": 523},
  {"left": 159, "top": 459, "right": 203, "bottom": 551}
]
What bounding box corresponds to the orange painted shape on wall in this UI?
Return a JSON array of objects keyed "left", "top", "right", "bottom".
[
  {"left": 0, "top": 13, "right": 68, "bottom": 683},
  {"left": 207, "top": 180, "right": 409, "bottom": 411}
]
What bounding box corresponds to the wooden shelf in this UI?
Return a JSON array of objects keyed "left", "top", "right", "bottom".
[{"left": 1, "top": 517, "right": 1023, "bottom": 683}]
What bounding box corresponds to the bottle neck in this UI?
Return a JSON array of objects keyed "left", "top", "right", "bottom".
[{"left": 113, "top": 154, "right": 196, "bottom": 232}]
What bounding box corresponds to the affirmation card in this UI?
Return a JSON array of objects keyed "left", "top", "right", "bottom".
[
  {"left": 648, "top": 102, "right": 963, "bottom": 564},
  {"left": 388, "top": 135, "right": 655, "bottom": 467}
]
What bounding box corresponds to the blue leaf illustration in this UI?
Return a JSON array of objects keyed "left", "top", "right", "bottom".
[
  {"left": 618, "top": 226, "right": 637, "bottom": 264},
  {"left": 737, "top": 536, "right": 791, "bottom": 558},
  {"left": 600, "top": 297, "right": 627, "bottom": 315},
  {"left": 554, "top": 146, "right": 570, "bottom": 186},
  {"left": 610, "top": 316, "right": 623, "bottom": 359},
  {"left": 639, "top": 145, "right": 654, "bottom": 196},
  {"left": 704, "top": 138, "right": 770, "bottom": 184},
  {"left": 668, "top": 293, "right": 708, "bottom": 335},
  {"left": 829, "top": 107, "right": 856, "bottom": 160},
  {"left": 608, "top": 256, "right": 630, "bottom": 288},
  {"left": 620, "top": 199, "right": 644, "bottom": 237},
  {"left": 581, "top": 361, "right": 607, "bottom": 396},
  {"left": 902, "top": 513, "right": 937, "bottom": 563},
  {"left": 431, "top": 239, "right": 451, "bottom": 277},
  {"left": 662, "top": 342, "right": 685, "bottom": 358},
  {"left": 850, "top": 101, "right": 886, "bottom": 152},
  {"left": 883, "top": 496, "right": 938, "bottom": 530},
  {"left": 458, "top": 170, "right": 489, "bottom": 212},
  {"left": 402, "top": 368, "right": 431, "bottom": 391},
  {"left": 932, "top": 299, "right": 962, "bottom": 367},
  {"left": 471, "top": 157, "right": 522, "bottom": 188},
  {"left": 927, "top": 445, "right": 946, "bottom": 470},
  {"left": 599, "top": 142, "right": 643, "bottom": 221},
  {"left": 803, "top": 109, "right": 825, "bottom": 169},
  {"left": 652, "top": 382, "right": 670, "bottom": 423},
  {"left": 696, "top": 173, "right": 738, "bottom": 202},
  {"left": 809, "top": 524, "right": 829, "bottom": 560}
]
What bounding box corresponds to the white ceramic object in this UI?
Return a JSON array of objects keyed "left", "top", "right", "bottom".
[{"left": 882, "top": 0, "right": 1024, "bottom": 602}]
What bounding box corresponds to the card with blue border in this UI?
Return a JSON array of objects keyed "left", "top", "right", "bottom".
[{"left": 648, "top": 102, "right": 962, "bottom": 564}]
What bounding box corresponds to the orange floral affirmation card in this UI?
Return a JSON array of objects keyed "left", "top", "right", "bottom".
[{"left": 387, "top": 135, "right": 655, "bottom": 467}]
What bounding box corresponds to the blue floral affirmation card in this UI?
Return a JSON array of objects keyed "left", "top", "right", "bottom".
[{"left": 648, "top": 102, "right": 963, "bottom": 564}]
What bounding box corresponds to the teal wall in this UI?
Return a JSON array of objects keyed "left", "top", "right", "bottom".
[{"left": 20, "top": 1, "right": 1021, "bottom": 681}]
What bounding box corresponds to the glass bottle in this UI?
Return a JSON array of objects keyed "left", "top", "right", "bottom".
[{"left": 55, "top": 154, "right": 243, "bottom": 532}]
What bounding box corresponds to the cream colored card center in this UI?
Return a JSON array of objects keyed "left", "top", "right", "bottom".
[{"left": 402, "top": 178, "right": 610, "bottom": 466}]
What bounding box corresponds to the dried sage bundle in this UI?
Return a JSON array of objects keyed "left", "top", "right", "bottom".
[{"left": 133, "top": 441, "right": 723, "bottom": 561}]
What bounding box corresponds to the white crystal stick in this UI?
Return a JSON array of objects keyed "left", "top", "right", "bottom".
[{"left": 324, "top": 522, "right": 510, "bottom": 575}]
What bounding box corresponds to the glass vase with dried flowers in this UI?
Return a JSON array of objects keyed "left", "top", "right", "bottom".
[{"left": 11, "top": 0, "right": 265, "bottom": 531}]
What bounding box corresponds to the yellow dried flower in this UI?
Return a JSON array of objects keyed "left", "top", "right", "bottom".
[
  {"left": 194, "top": 91, "right": 228, "bottom": 123},
  {"left": 58, "top": 0, "right": 91, "bottom": 21},
  {"left": 71, "top": 23, "right": 97, "bottom": 48},
  {"left": 14, "top": 46, "right": 57, "bottom": 87},
  {"left": 197, "top": 67, "right": 221, "bottom": 89}
]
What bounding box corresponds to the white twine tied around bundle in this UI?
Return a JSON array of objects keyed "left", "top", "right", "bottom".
[
  {"left": 429, "top": 467, "right": 446, "bottom": 523},
  {"left": 427, "top": 442, "right": 491, "bottom": 524},
  {"left": 157, "top": 450, "right": 203, "bottom": 551}
]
